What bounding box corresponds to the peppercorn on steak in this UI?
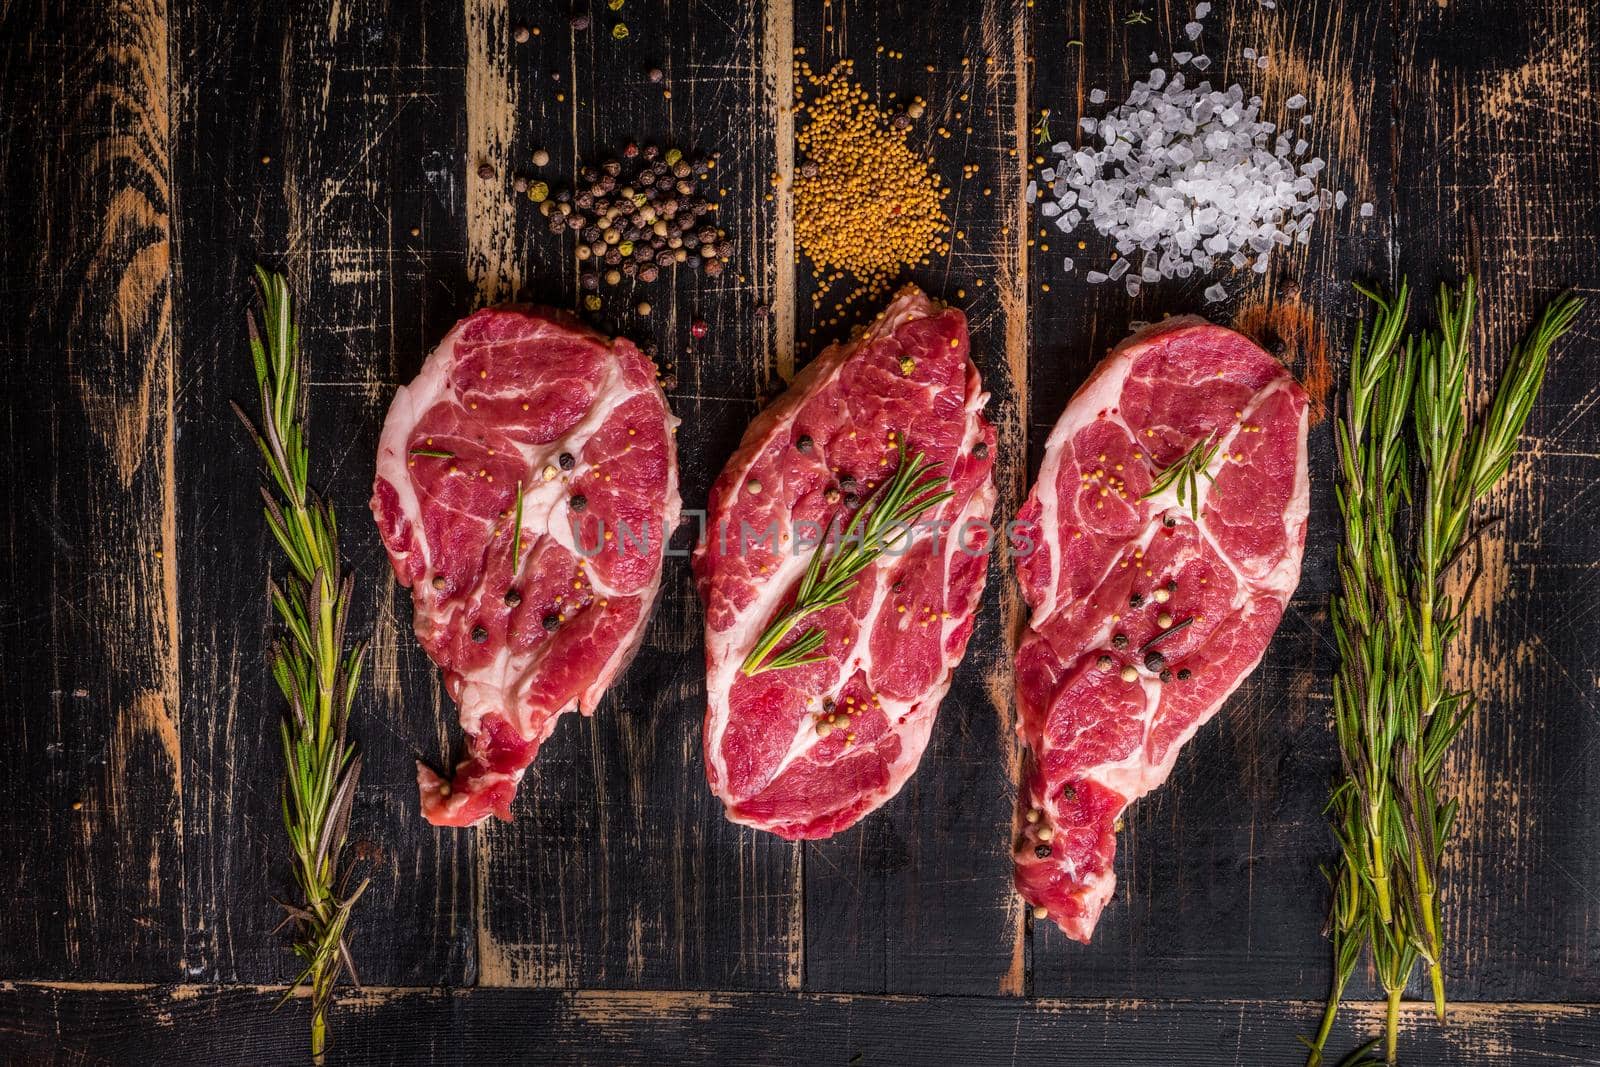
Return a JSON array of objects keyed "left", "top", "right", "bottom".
[
  {"left": 1012, "top": 318, "right": 1308, "bottom": 941},
  {"left": 372, "top": 306, "right": 679, "bottom": 827},
  {"left": 693, "top": 285, "right": 997, "bottom": 839}
]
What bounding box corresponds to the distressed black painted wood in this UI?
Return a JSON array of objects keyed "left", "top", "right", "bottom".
[{"left": 1, "top": 0, "right": 1596, "bottom": 1062}]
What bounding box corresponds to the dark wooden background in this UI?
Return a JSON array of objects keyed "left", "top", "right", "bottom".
[{"left": 2, "top": 0, "right": 1597, "bottom": 1063}]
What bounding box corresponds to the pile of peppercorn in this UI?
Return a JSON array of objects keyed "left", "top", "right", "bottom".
[{"left": 535, "top": 145, "right": 731, "bottom": 311}]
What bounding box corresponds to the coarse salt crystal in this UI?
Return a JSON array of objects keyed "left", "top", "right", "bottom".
[
  {"left": 1185, "top": 21, "right": 1203, "bottom": 39},
  {"left": 1086, "top": 270, "right": 1109, "bottom": 284},
  {"left": 1195, "top": 1, "right": 1211, "bottom": 17},
  {"left": 1205, "top": 283, "right": 1228, "bottom": 302},
  {"left": 1090, "top": 88, "right": 1108, "bottom": 104},
  {"left": 1062, "top": 256, "right": 1075, "bottom": 271},
  {"left": 1243, "top": 47, "right": 1256, "bottom": 60},
  {"left": 1360, "top": 202, "right": 1375, "bottom": 217},
  {"left": 1286, "top": 93, "right": 1307, "bottom": 110},
  {"left": 1173, "top": 51, "right": 1193, "bottom": 65}
]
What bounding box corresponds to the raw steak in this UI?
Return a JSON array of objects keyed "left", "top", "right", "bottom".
[
  {"left": 1012, "top": 318, "right": 1308, "bottom": 940},
  {"left": 371, "top": 306, "right": 679, "bottom": 827},
  {"left": 694, "top": 285, "right": 997, "bottom": 839}
]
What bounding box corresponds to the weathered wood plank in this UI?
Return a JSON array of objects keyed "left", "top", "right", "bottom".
[
  {"left": 471, "top": 0, "right": 802, "bottom": 989},
  {"left": 792, "top": 0, "right": 1030, "bottom": 995},
  {"left": 169, "top": 0, "right": 475, "bottom": 984},
  {"left": 0, "top": 0, "right": 186, "bottom": 979},
  {"left": 4, "top": 984, "right": 1600, "bottom": 1065},
  {"left": 1392, "top": 0, "right": 1600, "bottom": 1004},
  {"left": 1024, "top": 0, "right": 1392, "bottom": 1000}
]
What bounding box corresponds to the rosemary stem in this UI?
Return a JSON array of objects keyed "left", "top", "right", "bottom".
[
  {"left": 1307, "top": 984, "right": 1341, "bottom": 1066},
  {"left": 312, "top": 1009, "right": 326, "bottom": 1065},
  {"left": 1368, "top": 806, "right": 1393, "bottom": 925},
  {"left": 1385, "top": 988, "right": 1402, "bottom": 1065}
]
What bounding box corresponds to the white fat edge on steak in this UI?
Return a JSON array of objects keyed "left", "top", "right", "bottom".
[
  {"left": 705, "top": 290, "right": 990, "bottom": 817},
  {"left": 377, "top": 315, "right": 680, "bottom": 746},
  {"left": 1023, "top": 326, "right": 1308, "bottom": 921}
]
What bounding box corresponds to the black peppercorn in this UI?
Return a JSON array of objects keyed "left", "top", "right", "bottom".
[
  {"left": 1130, "top": 592, "right": 1144, "bottom": 607},
  {"left": 558, "top": 452, "right": 575, "bottom": 470},
  {"left": 542, "top": 613, "right": 560, "bottom": 632},
  {"left": 974, "top": 442, "right": 990, "bottom": 459},
  {"left": 570, "top": 494, "right": 587, "bottom": 511},
  {"left": 1112, "top": 633, "right": 1128, "bottom": 650},
  {"left": 1177, "top": 668, "right": 1192, "bottom": 680},
  {"left": 1144, "top": 651, "right": 1165, "bottom": 672},
  {"left": 471, "top": 625, "right": 488, "bottom": 644},
  {"left": 1159, "top": 669, "right": 1173, "bottom": 683},
  {"left": 839, "top": 475, "right": 858, "bottom": 492},
  {"left": 504, "top": 589, "right": 521, "bottom": 606},
  {"left": 796, "top": 435, "right": 814, "bottom": 452},
  {"left": 843, "top": 492, "right": 860, "bottom": 508},
  {"left": 1034, "top": 844, "right": 1052, "bottom": 859}
]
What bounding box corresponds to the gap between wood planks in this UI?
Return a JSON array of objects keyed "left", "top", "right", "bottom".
[{"left": 5, "top": 980, "right": 1597, "bottom": 1021}]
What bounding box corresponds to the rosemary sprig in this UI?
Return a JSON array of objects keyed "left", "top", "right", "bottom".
[
  {"left": 233, "top": 267, "right": 370, "bottom": 1065},
  {"left": 1306, "top": 279, "right": 1581, "bottom": 1066},
  {"left": 740, "top": 441, "right": 954, "bottom": 676},
  {"left": 1142, "top": 433, "right": 1222, "bottom": 517}
]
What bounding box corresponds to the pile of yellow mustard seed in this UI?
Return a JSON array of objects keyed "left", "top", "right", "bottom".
[{"left": 793, "top": 60, "right": 951, "bottom": 310}]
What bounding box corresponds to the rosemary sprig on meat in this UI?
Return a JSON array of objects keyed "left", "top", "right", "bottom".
[
  {"left": 1142, "top": 433, "right": 1221, "bottom": 517},
  {"left": 233, "top": 267, "right": 370, "bottom": 1064},
  {"left": 740, "top": 442, "right": 953, "bottom": 676},
  {"left": 1306, "top": 279, "right": 1581, "bottom": 1066}
]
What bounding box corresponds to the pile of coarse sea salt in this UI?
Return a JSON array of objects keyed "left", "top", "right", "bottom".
[{"left": 1027, "top": 1, "right": 1371, "bottom": 301}]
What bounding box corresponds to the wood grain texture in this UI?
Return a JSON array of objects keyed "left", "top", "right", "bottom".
[
  {"left": 169, "top": 0, "right": 476, "bottom": 985},
  {"left": 472, "top": 0, "right": 802, "bottom": 990},
  {"left": 1025, "top": 0, "right": 1391, "bottom": 1002},
  {"left": 3, "top": 0, "right": 1600, "bottom": 1057},
  {"left": 1392, "top": 0, "right": 1600, "bottom": 1003},
  {"left": 0, "top": 0, "right": 185, "bottom": 980},
  {"left": 3, "top": 984, "right": 1599, "bottom": 1065},
  {"left": 789, "top": 0, "right": 1032, "bottom": 998}
]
